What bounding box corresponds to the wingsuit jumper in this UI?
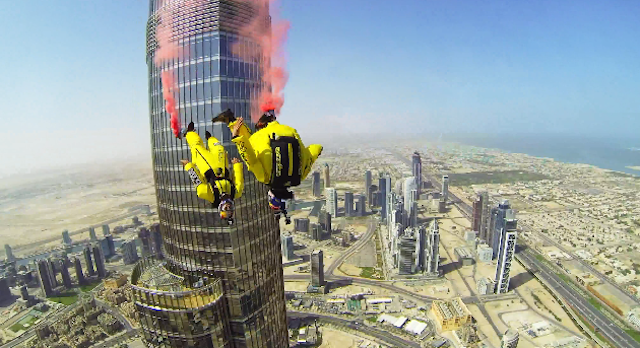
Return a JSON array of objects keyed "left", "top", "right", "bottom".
[
  {"left": 181, "top": 121, "right": 244, "bottom": 225},
  {"left": 212, "top": 109, "right": 323, "bottom": 224}
]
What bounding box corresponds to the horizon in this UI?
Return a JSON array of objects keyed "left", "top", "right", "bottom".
[{"left": 0, "top": 0, "right": 638, "bottom": 177}]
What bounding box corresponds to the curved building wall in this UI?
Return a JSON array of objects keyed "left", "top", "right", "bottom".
[
  {"left": 143, "top": 1, "right": 289, "bottom": 347},
  {"left": 131, "top": 258, "right": 231, "bottom": 347}
]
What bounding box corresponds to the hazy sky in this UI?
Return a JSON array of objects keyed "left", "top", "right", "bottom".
[{"left": 1, "top": 0, "right": 639, "bottom": 177}]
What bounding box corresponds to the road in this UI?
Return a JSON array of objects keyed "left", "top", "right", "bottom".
[
  {"left": 287, "top": 311, "right": 421, "bottom": 348},
  {"left": 526, "top": 222, "right": 640, "bottom": 305},
  {"left": 518, "top": 249, "right": 640, "bottom": 348},
  {"left": 324, "top": 219, "right": 377, "bottom": 277}
]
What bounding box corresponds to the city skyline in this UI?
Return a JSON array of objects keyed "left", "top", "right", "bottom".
[{"left": 1, "top": 0, "right": 640, "bottom": 177}]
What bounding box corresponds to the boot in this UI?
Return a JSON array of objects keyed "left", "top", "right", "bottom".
[
  {"left": 183, "top": 121, "right": 195, "bottom": 138},
  {"left": 212, "top": 109, "right": 236, "bottom": 124}
]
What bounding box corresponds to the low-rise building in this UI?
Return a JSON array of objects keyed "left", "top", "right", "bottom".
[
  {"left": 431, "top": 297, "right": 473, "bottom": 331},
  {"left": 575, "top": 273, "right": 600, "bottom": 287}
]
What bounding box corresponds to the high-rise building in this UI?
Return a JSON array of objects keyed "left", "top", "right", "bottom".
[
  {"left": 311, "top": 171, "right": 321, "bottom": 198},
  {"left": 294, "top": 218, "right": 310, "bottom": 233},
  {"left": 325, "top": 187, "right": 338, "bottom": 217},
  {"left": 4, "top": 244, "right": 14, "bottom": 262},
  {"left": 83, "top": 246, "right": 95, "bottom": 277},
  {"left": 368, "top": 185, "right": 378, "bottom": 207},
  {"left": 364, "top": 170, "right": 372, "bottom": 203},
  {"left": 412, "top": 152, "right": 422, "bottom": 195},
  {"left": 310, "top": 223, "right": 323, "bottom": 241},
  {"left": 478, "top": 191, "right": 490, "bottom": 241},
  {"left": 62, "top": 230, "right": 72, "bottom": 245},
  {"left": 403, "top": 177, "right": 418, "bottom": 214},
  {"left": 89, "top": 227, "right": 98, "bottom": 241},
  {"left": 58, "top": 258, "right": 72, "bottom": 289},
  {"left": 323, "top": 163, "right": 331, "bottom": 189},
  {"left": 397, "top": 226, "right": 425, "bottom": 275},
  {"left": 494, "top": 209, "right": 518, "bottom": 294},
  {"left": 311, "top": 250, "right": 324, "bottom": 287},
  {"left": 426, "top": 219, "right": 440, "bottom": 274},
  {"left": 441, "top": 175, "right": 449, "bottom": 202},
  {"left": 92, "top": 244, "right": 107, "bottom": 278},
  {"left": 100, "top": 238, "right": 112, "bottom": 258},
  {"left": 102, "top": 224, "right": 110, "bottom": 236},
  {"left": 134, "top": 1, "right": 289, "bottom": 346},
  {"left": 73, "top": 257, "right": 85, "bottom": 285},
  {"left": 357, "top": 194, "right": 366, "bottom": 216},
  {"left": 36, "top": 259, "right": 56, "bottom": 297},
  {"left": 122, "top": 240, "right": 139, "bottom": 265},
  {"left": 319, "top": 211, "right": 332, "bottom": 233},
  {"left": 489, "top": 200, "right": 516, "bottom": 258},
  {"left": 281, "top": 235, "right": 295, "bottom": 261},
  {"left": 344, "top": 192, "right": 354, "bottom": 217},
  {"left": 138, "top": 227, "right": 152, "bottom": 256},
  {"left": 378, "top": 176, "right": 391, "bottom": 221},
  {"left": 501, "top": 328, "right": 519, "bottom": 348},
  {"left": 149, "top": 223, "right": 164, "bottom": 259},
  {"left": 472, "top": 194, "right": 483, "bottom": 234},
  {"left": 0, "top": 277, "right": 12, "bottom": 302},
  {"left": 106, "top": 234, "right": 116, "bottom": 257}
]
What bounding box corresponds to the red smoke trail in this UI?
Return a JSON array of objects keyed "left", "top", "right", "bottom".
[
  {"left": 154, "top": 0, "right": 204, "bottom": 138},
  {"left": 234, "top": 0, "right": 290, "bottom": 122}
]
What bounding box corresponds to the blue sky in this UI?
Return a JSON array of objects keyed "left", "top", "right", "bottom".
[{"left": 0, "top": 0, "right": 639, "bottom": 176}]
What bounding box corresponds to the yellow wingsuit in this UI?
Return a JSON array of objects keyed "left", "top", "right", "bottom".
[
  {"left": 184, "top": 131, "right": 244, "bottom": 204},
  {"left": 228, "top": 120, "right": 323, "bottom": 186}
]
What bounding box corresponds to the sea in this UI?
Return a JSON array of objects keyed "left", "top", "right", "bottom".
[{"left": 442, "top": 134, "right": 640, "bottom": 176}]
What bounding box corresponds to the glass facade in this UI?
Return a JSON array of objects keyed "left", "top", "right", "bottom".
[{"left": 134, "top": 1, "right": 289, "bottom": 347}]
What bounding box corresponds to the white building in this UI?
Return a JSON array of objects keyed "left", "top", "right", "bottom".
[
  {"left": 325, "top": 187, "right": 338, "bottom": 217},
  {"left": 477, "top": 243, "right": 493, "bottom": 263}
]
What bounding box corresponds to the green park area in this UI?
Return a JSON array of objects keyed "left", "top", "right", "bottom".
[
  {"left": 49, "top": 292, "right": 79, "bottom": 305},
  {"left": 449, "top": 170, "right": 549, "bottom": 186},
  {"left": 9, "top": 313, "right": 38, "bottom": 332},
  {"left": 80, "top": 280, "right": 102, "bottom": 292}
]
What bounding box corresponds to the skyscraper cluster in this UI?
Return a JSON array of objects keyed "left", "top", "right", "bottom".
[{"left": 382, "top": 173, "right": 440, "bottom": 276}]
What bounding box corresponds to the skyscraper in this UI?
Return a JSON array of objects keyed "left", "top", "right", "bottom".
[
  {"left": 411, "top": 152, "right": 422, "bottom": 195},
  {"left": 122, "top": 240, "right": 140, "bottom": 265},
  {"left": 73, "top": 257, "right": 85, "bottom": 285},
  {"left": 323, "top": 163, "right": 331, "bottom": 189},
  {"left": 325, "top": 187, "right": 338, "bottom": 217},
  {"left": 311, "top": 171, "right": 322, "bottom": 197},
  {"left": 379, "top": 176, "right": 391, "bottom": 221},
  {"left": 0, "top": 278, "right": 11, "bottom": 302},
  {"left": 89, "top": 227, "right": 98, "bottom": 241},
  {"left": 294, "top": 218, "right": 310, "bottom": 233},
  {"left": 83, "top": 246, "right": 95, "bottom": 277},
  {"left": 357, "top": 194, "right": 366, "bottom": 216},
  {"left": 149, "top": 223, "right": 164, "bottom": 259},
  {"left": 62, "top": 230, "right": 72, "bottom": 245},
  {"left": 135, "top": 1, "right": 288, "bottom": 346},
  {"left": 494, "top": 207, "right": 518, "bottom": 294},
  {"left": 403, "top": 177, "right": 418, "bottom": 213},
  {"left": 4, "top": 244, "right": 14, "bottom": 262},
  {"left": 441, "top": 175, "right": 449, "bottom": 202},
  {"left": 102, "top": 224, "right": 110, "bottom": 236},
  {"left": 344, "top": 191, "right": 354, "bottom": 217},
  {"left": 364, "top": 170, "right": 372, "bottom": 203},
  {"left": 479, "top": 191, "right": 490, "bottom": 242},
  {"left": 426, "top": 219, "right": 440, "bottom": 274},
  {"left": 93, "top": 244, "right": 107, "bottom": 278},
  {"left": 138, "top": 227, "right": 152, "bottom": 256},
  {"left": 490, "top": 200, "right": 516, "bottom": 258},
  {"left": 280, "top": 235, "right": 295, "bottom": 261},
  {"left": 311, "top": 250, "right": 324, "bottom": 287},
  {"left": 58, "top": 258, "right": 72, "bottom": 289},
  {"left": 472, "top": 194, "right": 483, "bottom": 234},
  {"left": 36, "top": 259, "right": 56, "bottom": 297},
  {"left": 106, "top": 234, "right": 116, "bottom": 257}
]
